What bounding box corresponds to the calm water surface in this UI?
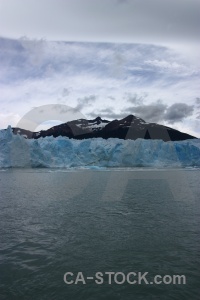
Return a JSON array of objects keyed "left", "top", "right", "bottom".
[{"left": 0, "top": 168, "right": 200, "bottom": 300}]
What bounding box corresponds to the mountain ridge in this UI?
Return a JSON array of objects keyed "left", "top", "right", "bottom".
[{"left": 12, "top": 114, "right": 197, "bottom": 142}]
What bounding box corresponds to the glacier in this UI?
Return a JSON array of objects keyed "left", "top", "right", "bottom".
[{"left": 0, "top": 126, "right": 200, "bottom": 168}]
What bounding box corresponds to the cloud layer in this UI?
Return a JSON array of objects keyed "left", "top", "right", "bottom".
[
  {"left": 0, "top": 0, "right": 200, "bottom": 47},
  {"left": 0, "top": 37, "right": 199, "bottom": 136}
]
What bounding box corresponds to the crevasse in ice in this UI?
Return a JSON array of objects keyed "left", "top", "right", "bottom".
[{"left": 0, "top": 126, "right": 200, "bottom": 168}]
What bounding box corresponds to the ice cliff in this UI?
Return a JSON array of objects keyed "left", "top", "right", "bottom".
[{"left": 0, "top": 126, "right": 200, "bottom": 168}]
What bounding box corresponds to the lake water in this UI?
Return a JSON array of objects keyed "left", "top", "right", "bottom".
[{"left": 0, "top": 168, "right": 200, "bottom": 300}]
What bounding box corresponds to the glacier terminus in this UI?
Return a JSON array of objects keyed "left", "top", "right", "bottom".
[{"left": 0, "top": 125, "right": 200, "bottom": 168}]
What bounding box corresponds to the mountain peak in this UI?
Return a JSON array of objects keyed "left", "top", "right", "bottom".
[
  {"left": 94, "top": 116, "right": 103, "bottom": 124},
  {"left": 119, "top": 114, "right": 146, "bottom": 124},
  {"left": 88, "top": 116, "right": 109, "bottom": 125}
]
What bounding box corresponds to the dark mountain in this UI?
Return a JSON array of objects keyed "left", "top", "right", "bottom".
[{"left": 12, "top": 115, "right": 197, "bottom": 142}]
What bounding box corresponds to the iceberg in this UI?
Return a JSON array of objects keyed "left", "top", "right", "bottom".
[{"left": 0, "top": 126, "right": 200, "bottom": 168}]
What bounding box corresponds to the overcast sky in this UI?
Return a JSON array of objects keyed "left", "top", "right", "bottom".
[
  {"left": 0, "top": 0, "right": 200, "bottom": 46},
  {"left": 0, "top": 0, "right": 200, "bottom": 136}
]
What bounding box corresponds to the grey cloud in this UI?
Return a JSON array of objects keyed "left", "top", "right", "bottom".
[
  {"left": 126, "top": 102, "right": 194, "bottom": 123},
  {"left": 126, "top": 93, "right": 147, "bottom": 105},
  {"left": 87, "top": 98, "right": 199, "bottom": 127},
  {"left": 59, "top": 107, "right": 75, "bottom": 114},
  {"left": 48, "top": 104, "right": 76, "bottom": 115},
  {"left": 89, "top": 111, "right": 127, "bottom": 120},
  {"left": 75, "top": 95, "right": 97, "bottom": 112},
  {"left": 196, "top": 97, "right": 200, "bottom": 107},
  {"left": 108, "top": 96, "right": 115, "bottom": 101},
  {"left": 164, "top": 103, "right": 194, "bottom": 123},
  {"left": 125, "top": 103, "right": 167, "bottom": 123},
  {"left": 99, "top": 108, "right": 114, "bottom": 114},
  {"left": 57, "top": 88, "right": 72, "bottom": 105},
  {"left": 19, "top": 36, "right": 47, "bottom": 66},
  {"left": 57, "top": 98, "right": 66, "bottom": 105},
  {"left": 62, "top": 88, "right": 70, "bottom": 97},
  {"left": 109, "top": 51, "right": 126, "bottom": 77},
  {"left": 91, "top": 101, "right": 196, "bottom": 124}
]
